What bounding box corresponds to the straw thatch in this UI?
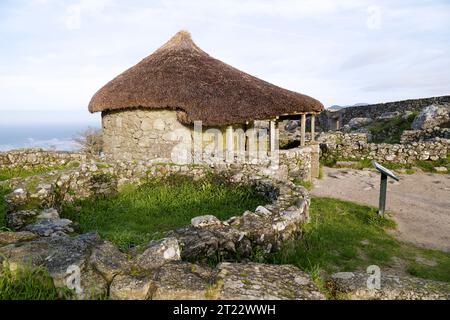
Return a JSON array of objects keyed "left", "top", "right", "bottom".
[{"left": 88, "top": 31, "right": 324, "bottom": 126}]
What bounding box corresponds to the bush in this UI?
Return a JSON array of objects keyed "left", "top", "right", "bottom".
[{"left": 73, "top": 127, "right": 103, "bottom": 156}]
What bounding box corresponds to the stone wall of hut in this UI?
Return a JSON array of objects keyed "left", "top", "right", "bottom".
[
  {"left": 102, "top": 109, "right": 251, "bottom": 163},
  {"left": 102, "top": 109, "right": 193, "bottom": 162}
]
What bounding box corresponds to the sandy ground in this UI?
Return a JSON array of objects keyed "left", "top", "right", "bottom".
[{"left": 311, "top": 167, "right": 450, "bottom": 252}]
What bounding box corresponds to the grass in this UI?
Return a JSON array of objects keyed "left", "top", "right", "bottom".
[
  {"left": 293, "top": 178, "right": 313, "bottom": 190},
  {"left": 321, "top": 153, "right": 450, "bottom": 174},
  {"left": 367, "top": 113, "right": 417, "bottom": 144},
  {"left": 269, "top": 197, "right": 450, "bottom": 284},
  {"left": 0, "top": 184, "right": 11, "bottom": 230},
  {"left": 0, "top": 260, "right": 72, "bottom": 300},
  {"left": 0, "top": 162, "right": 80, "bottom": 182},
  {"left": 61, "top": 174, "right": 268, "bottom": 251}
]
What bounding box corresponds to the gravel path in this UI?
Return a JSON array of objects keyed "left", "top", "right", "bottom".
[{"left": 311, "top": 167, "right": 450, "bottom": 252}]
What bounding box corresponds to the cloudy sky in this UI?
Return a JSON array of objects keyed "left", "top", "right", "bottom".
[{"left": 1, "top": 0, "right": 449, "bottom": 126}]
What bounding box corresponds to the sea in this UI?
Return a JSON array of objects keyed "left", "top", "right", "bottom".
[{"left": 0, "top": 123, "right": 101, "bottom": 152}]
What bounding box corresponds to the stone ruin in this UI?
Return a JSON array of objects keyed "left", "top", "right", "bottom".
[{"left": 0, "top": 149, "right": 325, "bottom": 300}]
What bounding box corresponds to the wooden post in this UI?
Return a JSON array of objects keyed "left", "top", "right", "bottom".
[
  {"left": 269, "top": 119, "right": 276, "bottom": 155},
  {"left": 378, "top": 173, "right": 388, "bottom": 216},
  {"left": 300, "top": 113, "right": 306, "bottom": 146},
  {"left": 311, "top": 114, "right": 315, "bottom": 142},
  {"left": 226, "top": 125, "right": 234, "bottom": 163}
]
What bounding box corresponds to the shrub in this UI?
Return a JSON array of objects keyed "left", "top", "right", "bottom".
[{"left": 73, "top": 127, "right": 103, "bottom": 156}]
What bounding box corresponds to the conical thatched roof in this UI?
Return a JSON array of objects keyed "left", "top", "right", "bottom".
[{"left": 88, "top": 31, "right": 324, "bottom": 126}]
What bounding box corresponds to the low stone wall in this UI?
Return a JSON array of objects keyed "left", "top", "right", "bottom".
[
  {"left": 2, "top": 160, "right": 311, "bottom": 260},
  {"left": 319, "top": 132, "right": 450, "bottom": 164},
  {"left": 0, "top": 158, "right": 317, "bottom": 299},
  {"left": 0, "top": 149, "right": 88, "bottom": 168},
  {"left": 317, "top": 95, "right": 450, "bottom": 131},
  {"left": 400, "top": 128, "right": 450, "bottom": 143}
]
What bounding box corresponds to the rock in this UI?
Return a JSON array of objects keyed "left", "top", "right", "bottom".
[
  {"left": 255, "top": 206, "right": 272, "bottom": 216},
  {"left": 347, "top": 118, "right": 373, "bottom": 129},
  {"left": 434, "top": 166, "right": 448, "bottom": 173},
  {"left": 191, "top": 215, "right": 221, "bottom": 227},
  {"left": 331, "top": 271, "right": 450, "bottom": 300},
  {"left": 412, "top": 104, "right": 450, "bottom": 130},
  {"left": 23, "top": 218, "right": 79, "bottom": 237},
  {"left": 213, "top": 262, "right": 325, "bottom": 300},
  {"left": 0, "top": 231, "right": 37, "bottom": 245},
  {"left": 378, "top": 111, "right": 400, "bottom": 120},
  {"left": 153, "top": 262, "right": 213, "bottom": 300},
  {"left": 284, "top": 120, "right": 300, "bottom": 132},
  {"left": 109, "top": 274, "right": 154, "bottom": 300},
  {"left": 36, "top": 208, "right": 59, "bottom": 220},
  {"left": 6, "top": 210, "right": 38, "bottom": 231},
  {"left": 135, "top": 237, "right": 181, "bottom": 270},
  {"left": 90, "top": 241, "right": 131, "bottom": 282},
  {"left": 0, "top": 232, "right": 106, "bottom": 299}
]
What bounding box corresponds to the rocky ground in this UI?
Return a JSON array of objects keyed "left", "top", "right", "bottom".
[{"left": 312, "top": 167, "right": 450, "bottom": 252}]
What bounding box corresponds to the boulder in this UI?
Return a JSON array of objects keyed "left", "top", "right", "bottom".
[
  {"left": 152, "top": 262, "right": 213, "bottom": 300},
  {"left": 412, "top": 104, "right": 450, "bottom": 130},
  {"left": 135, "top": 237, "right": 181, "bottom": 270},
  {"left": 213, "top": 262, "right": 325, "bottom": 300},
  {"left": 191, "top": 215, "right": 221, "bottom": 228},
  {"left": 347, "top": 118, "right": 373, "bottom": 129},
  {"left": 0, "top": 231, "right": 37, "bottom": 246},
  {"left": 378, "top": 111, "right": 400, "bottom": 120},
  {"left": 7, "top": 210, "right": 38, "bottom": 231},
  {"left": 23, "top": 218, "right": 80, "bottom": 237},
  {"left": 90, "top": 241, "right": 131, "bottom": 282},
  {"left": 0, "top": 231, "right": 107, "bottom": 299},
  {"left": 331, "top": 271, "right": 450, "bottom": 300},
  {"left": 109, "top": 274, "right": 155, "bottom": 300},
  {"left": 284, "top": 120, "right": 300, "bottom": 132}
]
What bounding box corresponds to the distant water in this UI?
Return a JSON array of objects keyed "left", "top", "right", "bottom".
[{"left": 0, "top": 124, "right": 100, "bottom": 152}]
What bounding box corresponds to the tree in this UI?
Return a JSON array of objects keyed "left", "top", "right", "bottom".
[{"left": 73, "top": 127, "right": 103, "bottom": 156}]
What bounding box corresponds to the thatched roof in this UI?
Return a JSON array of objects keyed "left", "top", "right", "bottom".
[{"left": 88, "top": 31, "right": 324, "bottom": 126}]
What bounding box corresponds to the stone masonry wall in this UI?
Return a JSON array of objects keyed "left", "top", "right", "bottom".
[
  {"left": 102, "top": 109, "right": 193, "bottom": 163},
  {"left": 319, "top": 132, "right": 450, "bottom": 164},
  {"left": 400, "top": 128, "right": 450, "bottom": 144},
  {"left": 317, "top": 95, "right": 450, "bottom": 131},
  {"left": 0, "top": 149, "right": 88, "bottom": 168}
]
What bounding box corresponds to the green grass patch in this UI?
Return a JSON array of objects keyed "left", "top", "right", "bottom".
[
  {"left": 269, "top": 197, "right": 450, "bottom": 283},
  {"left": 0, "top": 260, "right": 72, "bottom": 300},
  {"left": 0, "top": 162, "right": 80, "bottom": 182},
  {"left": 0, "top": 184, "right": 11, "bottom": 230},
  {"left": 368, "top": 113, "right": 417, "bottom": 144},
  {"left": 61, "top": 174, "right": 268, "bottom": 251},
  {"left": 293, "top": 178, "right": 313, "bottom": 190}
]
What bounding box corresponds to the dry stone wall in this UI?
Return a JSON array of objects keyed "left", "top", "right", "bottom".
[
  {"left": 0, "top": 149, "right": 88, "bottom": 168},
  {"left": 318, "top": 132, "right": 449, "bottom": 164},
  {"left": 317, "top": 95, "right": 450, "bottom": 131},
  {"left": 400, "top": 128, "right": 450, "bottom": 144}
]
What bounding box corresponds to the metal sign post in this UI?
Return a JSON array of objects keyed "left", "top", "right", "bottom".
[{"left": 371, "top": 161, "right": 399, "bottom": 216}]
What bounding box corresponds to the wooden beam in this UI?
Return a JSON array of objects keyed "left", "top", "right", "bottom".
[
  {"left": 311, "top": 114, "right": 316, "bottom": 142},
  {"left": 300, "top": 114, "right": 306, "bottom": 146},
  {"left": 269, "top": 120, "right": 276, "bottom": 154},
  {"left": 226, "top": 125, "right": 234, "bottom": 162}
]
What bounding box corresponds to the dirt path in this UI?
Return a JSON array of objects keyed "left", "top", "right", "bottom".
[{"left": 311, "top": 167, "right": 450, "bottom": 252}]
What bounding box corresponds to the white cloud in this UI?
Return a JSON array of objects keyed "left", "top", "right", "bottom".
[
  {"left": 366, "top": 5, "right": 382, "bottom": 30},
  {"left": 65, "top": 4, "right": 82, "bottom": 30}
]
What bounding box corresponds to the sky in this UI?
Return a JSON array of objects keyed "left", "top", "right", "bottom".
[{"left": 0, "top": 0, "right": 450, "bottom": 127}]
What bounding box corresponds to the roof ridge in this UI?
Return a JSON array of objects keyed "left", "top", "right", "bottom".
[{"left": 156, "top": 30, "right": 202, "bottom": 53}]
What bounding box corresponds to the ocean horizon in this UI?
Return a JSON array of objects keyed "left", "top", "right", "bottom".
[{"left": 0, "top": 123, "right": 100, "bottom": 152}]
